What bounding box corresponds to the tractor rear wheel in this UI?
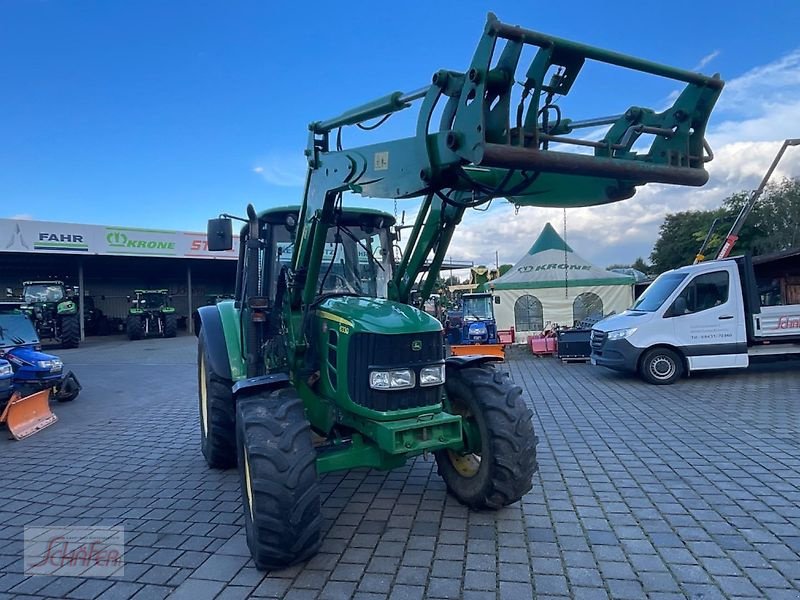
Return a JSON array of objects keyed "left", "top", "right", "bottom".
[
  {"left": 236, "top": 388, "right": 322, "bottom": 570},
  {"left": 198, "top": 331, "right": 236, "bottom": 468},
  {"left": 60, "top": 314, "right": 80, "bottom": 349},
  {"left": 435, "top": 364, "right": 538, "bottom": 509},
  {"left": 126, "top": 315, "right": 143, "bottom": 340},
  {"left": 163, "top": 314, "right": 177, "bottom": 338}
]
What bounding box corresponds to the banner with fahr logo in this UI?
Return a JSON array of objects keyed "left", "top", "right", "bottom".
[{"left": 0, "top": 218, "right": 238, "bottom": 259}]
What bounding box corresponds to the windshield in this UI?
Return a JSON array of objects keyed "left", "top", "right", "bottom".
[
  {"left": 631, "top": 272, "right": 689, "bottom": 312},
  {"left": 276, "top": 224, "right": 393, "bottom": 299},
  {"left": 0, "top": 312, "right": 39, "bottom": 347},
  {"left": 462, "top": 295, "right": 493, "bottom": 320},
  {"left": 24, "top": 284, "right": 65, "bottom": 304},
  {"left": 135, "top": 293, "right": 167, "bottom": 308}
]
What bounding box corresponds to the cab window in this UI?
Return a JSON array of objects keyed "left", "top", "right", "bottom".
[{"left": 667, "top": 271, "right": 729, "bottom": 316}]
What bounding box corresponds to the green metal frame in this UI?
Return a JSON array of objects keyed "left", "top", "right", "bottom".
[{"left": 212, "top": 13, "right": 724, "bottom": 474}]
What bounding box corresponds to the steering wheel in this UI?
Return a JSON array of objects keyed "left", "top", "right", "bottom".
[{"left": 324, "top": 273, "right": 357, "bottom": 293}]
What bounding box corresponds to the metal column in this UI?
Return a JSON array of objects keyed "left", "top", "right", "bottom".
[
  {"left": 187, "top": 264, "right": 193, "bottom": 335},
  {"left": 78, "top": 260, "right": 85, "bottom": 342}
]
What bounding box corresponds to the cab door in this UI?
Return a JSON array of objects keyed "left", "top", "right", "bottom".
[{"left": 665, "top": 267, "right": 747, "bottom": 371}]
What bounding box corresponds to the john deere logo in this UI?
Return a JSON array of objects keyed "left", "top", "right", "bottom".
[{"left": 411, "top": 340, "right": 422, "bottom": 351}]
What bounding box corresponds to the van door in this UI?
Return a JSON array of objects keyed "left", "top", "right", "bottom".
[{"left": 665, "top": 268, "right": 748, "bottom": 371}]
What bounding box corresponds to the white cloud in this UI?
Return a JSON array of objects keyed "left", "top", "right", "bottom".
[
  {"left": 693, "top": 49, "right": 721, "bottom": 71},
  {"left": 446, "top": 47, "right": 800, "bottom": 268},
  {"left": 252, "top": 154, "right": 307, "bottom": 187}
]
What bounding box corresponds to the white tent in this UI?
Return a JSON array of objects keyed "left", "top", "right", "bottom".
[{"left": 483, "top": 223, "right": 634, "bottom": 343}]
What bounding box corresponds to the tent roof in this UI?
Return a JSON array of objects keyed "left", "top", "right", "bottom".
[{"left": 483, "top": 223, "right": 634, "bottom": 290}]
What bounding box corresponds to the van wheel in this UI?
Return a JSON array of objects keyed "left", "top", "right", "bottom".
[{"left": 640, "top": 348, "right": 683, "bottom": 385}]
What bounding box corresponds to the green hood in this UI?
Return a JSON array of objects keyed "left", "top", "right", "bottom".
[{"left": 317, "top": 296, "right": 441, "bottom": 335}]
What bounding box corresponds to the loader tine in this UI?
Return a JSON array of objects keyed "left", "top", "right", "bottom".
[{"left": 0, "top": 390, "right": 57, "bottom": 440}]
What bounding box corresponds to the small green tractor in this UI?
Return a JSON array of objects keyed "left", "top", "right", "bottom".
[
  {"left": 197, "top": 13, "right": 723, "bottom": 569},
  {"left": 126, "top": 289, "right": 177, "bottom": 340},
  {"left": 21, "top": 281, "right": 81, "bottom": 348}
]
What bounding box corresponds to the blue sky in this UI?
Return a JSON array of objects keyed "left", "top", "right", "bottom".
[{"left": 2, "top": 1, "right": 800, "bottom": 266}]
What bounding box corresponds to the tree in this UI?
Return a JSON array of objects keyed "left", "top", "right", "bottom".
[
  {"left": 649, "top": 177, "right": 800, "bottom": 273},
  {"left": 498, "top": 263, "right": 513, "bottom": 276},
  {"left": 650, "top": 209, "right": 725, "bottom": 273},
  {"left": 631, "top": 257, "right": 650, "bottom": 273}
]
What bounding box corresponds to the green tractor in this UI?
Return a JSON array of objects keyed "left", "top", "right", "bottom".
[
  {"left": 197, "top": 13, "right": 723, "bottom": 569},
  {"left": 21, "top": 281, "right": 81, "bottom": 348},
  {"left": 126, "top": 289, "right": 177, "bottom": 340}
]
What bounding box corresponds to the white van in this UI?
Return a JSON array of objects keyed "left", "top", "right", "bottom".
[{"left": 590, "top": 255, "right": 800, "bottom": 384}]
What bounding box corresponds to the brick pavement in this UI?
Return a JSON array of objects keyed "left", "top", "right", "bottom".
[{"left": 0, "top": 336, "right": 798, "bottom": 599}]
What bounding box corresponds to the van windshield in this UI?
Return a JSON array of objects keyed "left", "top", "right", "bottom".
[{"left": 631, "top": 272, "right": 688, "bottom": 312}]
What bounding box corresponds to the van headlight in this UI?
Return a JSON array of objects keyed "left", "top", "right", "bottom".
[
  {"left": 419, "top": 365, "right": 445, "bottom": 387},
  {"left": 370, "top": 369, "right": 415, "bottom": 390},
  {"left": 607, "top": 328, "right": 637, "bottom": 341},
  {"left": 0, "top": 363, "right": 12, "bottom": 376}
]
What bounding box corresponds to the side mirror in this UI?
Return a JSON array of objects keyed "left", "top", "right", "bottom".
[
  {"left": 667, "top": 296, "right": 687, "bottom": 317},
  {"left": 6, "top": 288, "right": 12, "bottom": 297},
  {"left": 494, "top": 296, "right": 500, "bottom": 304},
  {"left": 126, "top": 295, "right": 131, "bottom": 303},
  {"left": 207, "top": 218, "right": 233, "bottom": 251}
]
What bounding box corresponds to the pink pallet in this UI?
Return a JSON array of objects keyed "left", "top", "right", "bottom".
[{"left": 529, "top": 335, "right": 557, "bottom": 355}]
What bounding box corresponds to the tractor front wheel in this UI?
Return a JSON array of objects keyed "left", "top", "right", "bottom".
[
  {"left": 126, "top": 315, "right": 143, "bottom": 340},
  {"left": 163, "top": 313, "right": 177, "bottom": 338},
  {"left": 198, "top": 331, "right": 236, "bottom": 468},
  {"left": 236, "top": 387, "right": 322, "bottom": 570},
  {"left": 435, "top": 364, "right": 538, "bottom": 509},
  {"left": 60, "top": 314, "right": 80, "bottom": 349}
]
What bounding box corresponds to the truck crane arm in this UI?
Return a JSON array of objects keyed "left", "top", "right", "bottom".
[{"left": 289, "top": 12, "right": 724, "bottom": 337}]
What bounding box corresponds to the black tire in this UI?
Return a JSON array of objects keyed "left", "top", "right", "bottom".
[
  {"left": 639, "top": 347, "right": 684, "bottom": 385},
  {"left": 198, "top": 331, "right": 236, "bottom": 468},
  {"left": 60, "top": 314, "right": 80, "bottom": 349},
  {"left": 163, "top": 313, "right": 177, "bottom": 338},
  {"left": 435, "top": 364, "right": 538, "bottom": 509},
  {"left": 236, "top": 388, "right": 322, "bottom": 570},
  {"left": 126, "top": 315, "right": 143, "bottom": 340},
  {"left": 55, "top": 372, "right": 81, "bottom": 402}
]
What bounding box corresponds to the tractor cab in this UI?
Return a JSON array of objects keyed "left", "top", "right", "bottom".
[
  {"left": 238, "top": 206, "right": 396, "bottom": 304},
  {"left": 460, "top": 292, "right": 498, "bottom": 344}
]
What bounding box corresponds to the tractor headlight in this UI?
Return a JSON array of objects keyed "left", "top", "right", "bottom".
[
  {"left": 0, "top": 363, "right": 12, "bottom": 376},
  {"left": 369, "top": 369, "right": 415, "bottom": 390},
  {"left": 606, "top": 327, "right": 637, "bottom": 341},
  {"left": 37, "top": 358, "right": 63, "bottom": 372},
  {"left": 419, "top": 365, "right": 445, "bottom": 387}
]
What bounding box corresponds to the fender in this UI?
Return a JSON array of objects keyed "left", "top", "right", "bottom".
[
  {"left": 197, "top": 305, "right": 233, "bottom": 380},
  {"left": 231, "top": 373, "right": 290, "bottom": 397},
  {"left": 445, "top": 355, "right": 504, "bottom": 370}
]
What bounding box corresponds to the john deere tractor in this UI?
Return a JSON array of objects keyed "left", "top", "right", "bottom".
[
  {"left": 21, "top": 281, "right": 81, "bottom": 348},
  {"left": 126, "top": 289, "right": 177, "bottom": 340},
  {"left": 197, "top": 13, "right": 723, "bottom": 569}
]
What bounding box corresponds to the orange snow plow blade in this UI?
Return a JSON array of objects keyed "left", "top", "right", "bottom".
[
  {"left": 0, "top": 390, "right": 57, "bottom": 440},
  {"left": 450, "top": 344, "right": 506, "bottom": 359}
]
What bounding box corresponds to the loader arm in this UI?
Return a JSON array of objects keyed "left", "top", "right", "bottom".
[{"left": 288, "top": 12, "right": 723, "bottom": 357}]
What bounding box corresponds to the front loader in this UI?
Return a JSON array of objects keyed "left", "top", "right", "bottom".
[{"left": 198, "top": 13, "right": 723, "bottom": 570}]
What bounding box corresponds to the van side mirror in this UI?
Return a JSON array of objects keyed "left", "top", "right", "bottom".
[
  {"left": 207, "top": 218, "right": 233, "bottom": 251},
  {"left": 494, "top": 296, "right": 500, "bottom": 304}
]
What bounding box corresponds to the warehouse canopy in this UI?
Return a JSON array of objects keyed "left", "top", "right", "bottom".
[{"left": 483, "top": 223, "right": 634, "bottom": 290}]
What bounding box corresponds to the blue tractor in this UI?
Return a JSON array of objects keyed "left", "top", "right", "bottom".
[
  {"left": 446, "top": 292, "right": 504, "bottom": 357},
  {"left": 0, "top": 302, "right": 81, "bottom": 438}
]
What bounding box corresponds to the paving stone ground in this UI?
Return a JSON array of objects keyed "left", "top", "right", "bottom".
[{"left": 1, "top": 336, "right": 799, "bottom": 599}]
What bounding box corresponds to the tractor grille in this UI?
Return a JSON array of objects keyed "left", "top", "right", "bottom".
[
  {"left": 590, "top": 329, "right": 607, "bottom": 352},
  {"left": 347, "top": 331, "right": 444, "bottom": 412}
]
